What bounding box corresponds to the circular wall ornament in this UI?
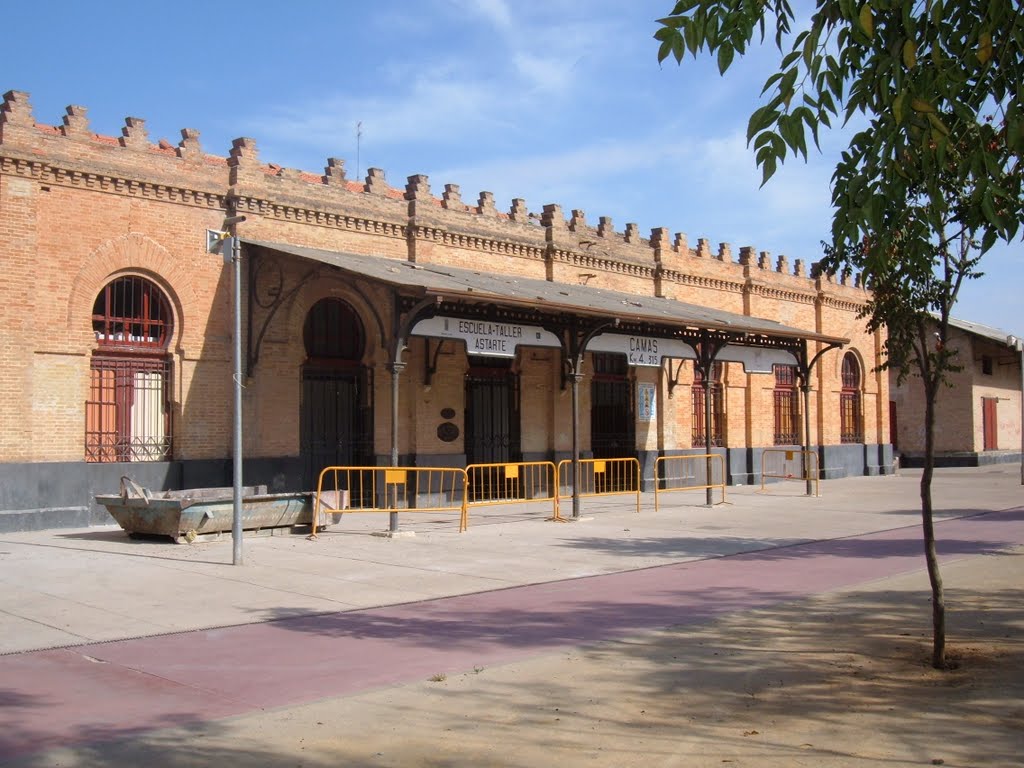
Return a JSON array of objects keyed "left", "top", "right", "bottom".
[{"left": 437, "top": 422, "right": 460, "bottom": 442}]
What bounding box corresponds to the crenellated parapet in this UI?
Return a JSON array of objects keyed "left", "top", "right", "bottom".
[{"left": 0, "top": 89, "right": 870, "bottom": 307}]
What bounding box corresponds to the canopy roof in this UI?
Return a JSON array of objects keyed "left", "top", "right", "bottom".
[{"left": 243, "top": 239, "right": 849, "bottom": 347}]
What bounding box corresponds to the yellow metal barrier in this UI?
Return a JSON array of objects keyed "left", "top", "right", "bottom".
[
  {"left": 312, "top": 465, "right": 469, "bottom": 535},
  {"left": 556, "top": 457, "right": 641, "bottom": 515},
  {"left": 465, "top": 461, "right": 559, "bottom": 519},
  {"left": 760, "top": 449, "right": 820, "bottom": 496},
  {"left": 654, "top": 453, "right": 727, "bottom": 510}
]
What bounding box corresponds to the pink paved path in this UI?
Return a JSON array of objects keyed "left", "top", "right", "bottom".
[{"left": 1, "top": 510, "right": 1022, "bottom": 760}]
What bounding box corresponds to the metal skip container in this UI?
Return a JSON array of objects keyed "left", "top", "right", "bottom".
[{"left": 96, "top": 477, "right": 315, "bottom": 543}]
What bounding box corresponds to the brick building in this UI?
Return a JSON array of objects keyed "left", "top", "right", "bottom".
[
  {"left": 890, "top": 317, "right": 1023, "bottom": 467},
  {"left": 0, "top": 90, "right": 892, "bottom": 531}
]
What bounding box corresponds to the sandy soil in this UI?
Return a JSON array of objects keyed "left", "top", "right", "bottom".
[{"left": 24, "top": 547, "right": 1024, "bottom": 768}]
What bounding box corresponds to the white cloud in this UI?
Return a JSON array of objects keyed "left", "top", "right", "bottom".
[{"left": 453, "top": 0, "right": 513, "bottom": 29}]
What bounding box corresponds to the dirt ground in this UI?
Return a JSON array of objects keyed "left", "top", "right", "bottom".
[{"left": 24, "top": 547, "right": 1024, "bottom": 768}]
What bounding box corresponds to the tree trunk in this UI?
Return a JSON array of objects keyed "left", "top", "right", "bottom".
[{"left": 921, "top": 380, "right": 946, "bottom": 669}]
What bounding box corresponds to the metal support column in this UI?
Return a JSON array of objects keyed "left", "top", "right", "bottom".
[
  {"left": 389, "top": 360, "right": 405, "bottom": 532},
  {"left": 704, "top": 374, "right": 714, "bottom": 506},
  {"left": 798, "top": 340, "right": 842, "bottom": 496},
  {"left": 565, "top": 318, "right": 619, "bottom": 519},
  {"left": 801, "top": 381, "right": 813, "bottom": 497},
  {"left": 387, "top": 295, "right": 442, "bottom": 532},
  {"left": 570, "top": 371, "right": 584, "bottom": 519}
]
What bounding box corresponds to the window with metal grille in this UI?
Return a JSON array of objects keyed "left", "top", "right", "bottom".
[
  {"left": 692, "top": 362, "right": 724, "bottom": 447},
  {"left": 304, "top": 298, "right": 365, "bottom": 361},
  {"left": 592, "top": 351, "right": 628, "bottom": 377},
  {"left": 840, "top": 352, "right": 863, "bottom": 444},
  {"left": 92, "top": 275, "right": 172, "bottom": 348},
  {"left": 773, "top": 364, "right": 800, "bottom": 445},
  {"left": 86, "top": 356, "right": 173, "bottom": 462},
  {"left": 87, "top": 277, "right": 173, "bottom": 462}
]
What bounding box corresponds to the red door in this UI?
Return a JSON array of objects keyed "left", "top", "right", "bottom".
[{"left": 982, "top": 397, "right": 998, "bottom": 451}]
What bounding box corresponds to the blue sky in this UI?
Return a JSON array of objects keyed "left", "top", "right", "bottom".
[{"left": 6, "top": 0, "right": 1020, "bottom": 335}]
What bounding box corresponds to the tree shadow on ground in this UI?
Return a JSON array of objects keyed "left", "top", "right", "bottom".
[
  {"left": 250, "top": 583, "right": 802, "bottom": 650},
  {"left": 6, "top": 556, "right": 1022, "bottom": 767},
  {"left": 1, "top": 714, "right": 368, "bottom": 768},
  {"left": 322, "top": 566, "right": 1024, "bottom": 766},
  {"left": 555, "top": 533, "right": 1012, "bottom": 562}
]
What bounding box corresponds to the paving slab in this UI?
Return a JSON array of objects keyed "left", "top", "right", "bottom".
[
  {"left": 0, "top": 466, "right": 1021, "bottom": 764},
  {"left": 1, "top": 506, "right": 1022, "bottom": 761}
]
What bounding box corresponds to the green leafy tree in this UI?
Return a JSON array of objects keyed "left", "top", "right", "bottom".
[{"left": 656, "top": 0, "right": 1023, "bottom": 669}]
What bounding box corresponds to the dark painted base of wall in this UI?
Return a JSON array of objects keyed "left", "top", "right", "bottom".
[
  {"left": 0, "top": 443, "right": 898, "bottom": 533},
  {"left": 0, "top": 457, "right": 305, "bottom": 534},
  {"left": 897, "top": 450, "right": 1022, "bottom": 468}
]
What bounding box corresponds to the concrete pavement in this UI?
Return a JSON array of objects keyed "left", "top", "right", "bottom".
[
  {"left": 0, "top": 466, "right": 1021, "bottom": 763},
  {"left": 2, "top": 466, "right": 1020, "bottom": 656}
]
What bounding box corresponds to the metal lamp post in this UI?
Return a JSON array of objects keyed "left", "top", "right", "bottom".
[{"left": 207, "top": 216, "right": 247, "bottom": 564}]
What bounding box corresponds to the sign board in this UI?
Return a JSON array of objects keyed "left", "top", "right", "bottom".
[
  {"left": 588, "top": 333, "right": 696, "bottom": 367},
  {"left": 411, "top": 316, "right": 561, "bottom": 358},
  {"left": 637, "top": 382, "right": 656, "bottom": 422},
  {"left": 716, "top": 345, "right": 798, "bottom": 374}
]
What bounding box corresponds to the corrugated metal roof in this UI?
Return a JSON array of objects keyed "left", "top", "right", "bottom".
[
  {"left": 946, "top": 315, "right": 1022, "bottom": 349},
  {"left": 243, "top": 239, "right": 848, "bottom": 345}
]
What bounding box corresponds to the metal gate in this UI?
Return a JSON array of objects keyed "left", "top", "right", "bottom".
[
  {"left": 591, "top": 353, "right": 634, "bottom": 458},
  {"left": 301, "top": 367, "right": 372, "bottom": 491},
  {"left": 465, "top": 359, "right": 520, "bottom": 500},
  {"left": 590, "top": 354, "right": 634, "bottom": 493}
]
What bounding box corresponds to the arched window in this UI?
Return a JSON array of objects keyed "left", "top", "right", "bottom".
[
  {"left": 692, "top": 362, "right": 724, "bottom": 447},
  {"left": 92, "top": 275, "right": 172, "bottom": 348},
  {"left": 773, "top": 364, "right": 800, "bottom": 445},
  {"left": 86, "top": 276, "right": 173, "bottom": 462},
  {"left": 840, "top": 353, "right": 863, "bottom": 444},
  {"left": 304, "top": 298, "right": 365, "bottom": 362}
]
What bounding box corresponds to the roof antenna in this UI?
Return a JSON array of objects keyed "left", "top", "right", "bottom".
[{"left": 356, "top": 121, "right": 363, "bottom": 182}]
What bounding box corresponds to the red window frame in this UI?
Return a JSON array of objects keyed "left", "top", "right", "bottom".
[
  {"left": 87, "top": 277, "right": 173, "bottom": 462},
  {"left": 840, "top": 353, "right": 863, "bottom": 444},
  {"left": 692, "top": 362, "right": 724, "bottom": 447},
  {"left": 773, "top": 365, "right": 800, "bottom": 445}
]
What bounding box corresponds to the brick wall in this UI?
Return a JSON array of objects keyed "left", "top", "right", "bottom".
[{"left": 0, "top": 89, "right": 889, "bottom": 488}]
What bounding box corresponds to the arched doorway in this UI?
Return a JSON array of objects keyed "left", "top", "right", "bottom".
[
  {"left": 300, "top": 298, "right": 373, "bottom": 489},
  {"left": 86, "top": 276, "right": 173, "bottom": 462}
]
